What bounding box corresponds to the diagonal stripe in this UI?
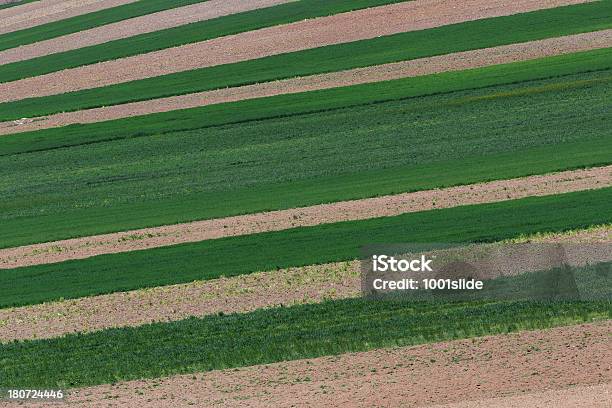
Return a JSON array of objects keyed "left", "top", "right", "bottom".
[
  {"left": 0, "top": 0, "right": 139, "bottom": 36},
  {"left": 0, "top": 0, "right": 592, "bottom": 103},
  {"left": 1, "top": 166, "right": 609, "bottom": 269},
  {"left": 62, "top": 324, "right": 611, "bottom": 407},
  {"left": 0, "top": 225, "right": 608, "bottom": 343},
  {"left": 1, "top": 30, "right": 609, "bottom": 136},
  {"left": 0, "top": 0, "right": 296, "bottom": 66}
]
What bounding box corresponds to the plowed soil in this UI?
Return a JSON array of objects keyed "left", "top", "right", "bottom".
[
  {"left": 0, "top": 226, "right": 607, "bottom": 343},
  {"left": 1, "top": 166, "right": 609, "bottom": 269},
  {"left": 62, "top": 321, "right": 612, "bottom": 407},
  {"left": 2, "top": 29, "right": 608, "bottom": 135},
  {"left": 0, "top": 0, "right": 294, "bottom": 65},
  {"left": 0, "top": 261, "right": 359, "bottom": 342},
  {"left": 0, "top": 0, "right": 591, "bottom": 102},
  {"left": 0, "top": 0, "right": 139, "bottom": 36},
  {"left": 430, "top": 383, "right": 611, "bottom": 408}
]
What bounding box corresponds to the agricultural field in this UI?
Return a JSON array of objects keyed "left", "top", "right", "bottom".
[{"left": 0, "top": 0, "right": 610, "bottom": 406}]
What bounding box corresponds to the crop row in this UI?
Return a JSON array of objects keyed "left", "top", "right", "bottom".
[
  {"left": 0, "top": 0, "right": 215, "bottom": 52},
  {"left": 1, "top": 188, "right": 611, "bottom": 308},
  {"left": 0, "top": 0, "right": 411, "bottom": 83},
  {"left": 1, "top": 1, "right": 609, "bottom": 121},
  {"left": 4, "top": 49, "right": 609, "bottom": 156},
  {"left": 1, "top": 294, "right": 609, "bottom": 388},
  {"left": 1, "top": 68, "right": 610, "bottom": 247}
]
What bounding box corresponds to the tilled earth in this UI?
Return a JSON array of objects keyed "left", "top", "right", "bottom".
[
  {"left": 0, "top": 0, "right": 294, "bottom": 65},
  {"left": 0, "top": 226, "right": 608, "bottom": 343},
  {"left": 1, "top": 29, "right": 608, "bottom": 135},
  {"left": 62, "top": 321, "right": 612, "bottom": 407},
  {"left": 2, "top": 166, "right": 609, "bottom": 269},
  {"left": 0, "top": 0, "right": 592, "bottom": 102},
  {"left": 0, "top": 261, "right": 360, "bottom": 342},
  {"left": 0, "top": 0, "right": 139, "bottom": 36}
]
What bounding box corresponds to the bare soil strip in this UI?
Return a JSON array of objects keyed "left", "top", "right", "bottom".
[
  {"left": 2, "top": 30, "right": 609, "bottom": 136},
  {"left": 430, "top": 383, "right": 611, "bottom": 408},
  {"left": 0, "top": 0, "right": 139, "bottom": 36},
  {"left": 1, "top": 165, "right": 610, "bottom": 270},
  {"left": 0, "top": 0, "right": 591, "bottom": 103},
  {"left": 0, "top": 0, "right": 295, "bottom": 66},
  {"left": 0, "top": 262, "right": 360, "bottom": 342},
  {"left": 61, "top": 321, "right": 612, "bottom": 407},
  {"left": 0, "top": 226, "right": 608, "bottom": 343}
]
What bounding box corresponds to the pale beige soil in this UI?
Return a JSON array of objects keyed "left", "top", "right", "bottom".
[
  {"left": 513, "top": 226, "right": 612, "bottom": 244},
  {"left": 429, "top": 383, "right": 611, "bottom": 408},
  {"left": 0, "top": 0, "right": 591, "bottom": 103},
  {"left": 3, "top": 30, "right": 610, "bottom": 136},
  {"left": 0, "top": 0, "right": 139, "bottom": 36},
  {"left": 1, "top": 165, "right": 609, "bottom": 269},
  {"left": 0, "top": 261, "right": 359, "bottom": 342},
  {"left": 60, "top": 321, "right": 612, "bottom": 407},
  {"left": 0, "top": 226, "right": 608, "bottom": 343},
  {"left": 0, "top": 0, "right": 295, "bottom": 66}
]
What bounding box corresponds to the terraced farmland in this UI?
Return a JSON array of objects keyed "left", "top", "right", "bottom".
[{"left": 0, "top": 0, "right": 610, "bottom": 406}]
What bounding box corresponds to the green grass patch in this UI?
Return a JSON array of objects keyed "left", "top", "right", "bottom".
[
  {"left": 0, "top": 0, "right": 216, "bottom": 52},
  {"left": 1, "top": 296, "right": 609, "bottom": 389},
  {"left": 1, "top": 188, "right": 611, "bottom": 308},
  {"left": 0, "top": 0, "right": 410, "bottom": 83},
  {"left": 2, "top": 48, "right": 610, "bottom": 156},
  {"left": 1, "top": 68, "right": 610, "bottom": 248},
  {"left": 1, "top": 1, "right": 610, "bottom": 121}
]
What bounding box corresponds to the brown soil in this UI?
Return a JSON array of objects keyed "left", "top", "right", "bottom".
[
  {"left": 0, "top": 0, "right": 591, "bottom": 103},
  {"left": 0, "top": 0, "right": 295, "bottom": 65},
  {"left": 428, "top": 383, "right": 611, "bottom": 408},
  {"left": 61, "top": 321, "right": 612, "bottom": 407},
  {"left": 0, "top": 261, "right": 360, "bottom": 342},
  {"left": 1, "top": 165, "right": 609, "bottom": 269},
  {"left": 0, "top": 226, "right": 607, "bottom": 343},
  {"left": 0, "top": 0, "right": 139, "bottom": 36},
  {"left": 2, "top": 30, "right": 609, "bottom": 136}
]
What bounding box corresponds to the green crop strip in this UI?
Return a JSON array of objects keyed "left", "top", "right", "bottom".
[
  {"left": 0, "top": 0, "right": 218, "bottom": 52},
  {"left": 1, "top": 188, "right": 611, "bottom": 308},
  {"left": 1, "top": 68, "right": 610, "bottom": 248},
  {"left": 1, "top": 296, "right": 609, "bottom": 388},
  {"left": 4, "top": 48, "right": 610, "bottom": 156},
  {"left": 1, "top": 1, "right": 610, "bottom": 121},
  {"left": 0, "top": 0, "right": 411, "bottom": 83}
]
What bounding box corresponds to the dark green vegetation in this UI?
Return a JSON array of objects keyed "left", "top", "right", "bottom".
[
  {"left": 1, "top": 65, "right": 611, "bottom": 248},
  {"left": 0, "top": 0, "right": 213, "bottom": 52},
  {"left": 2, "top": 188, "right": 611, "bottom": 308},
  {"left": 4, "top": 48, "right": 610, "bottom": 156},
  {"left": 1, "top": 297, "right": 609, "bottom": 388},
  {"left": 0, "top": 0, "right": 410, "bottom": 83},
  {"left": 1, "top": 1, "right": 610, "bottom": 121}
]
